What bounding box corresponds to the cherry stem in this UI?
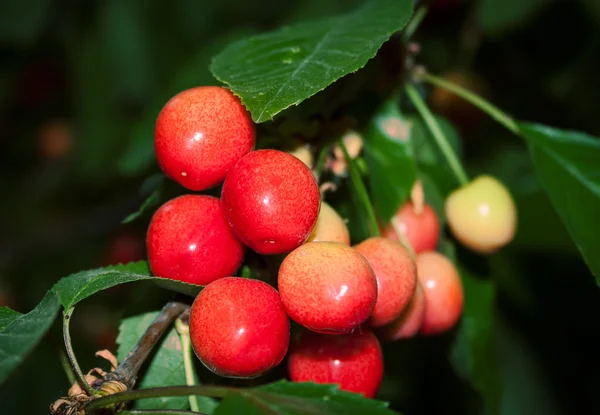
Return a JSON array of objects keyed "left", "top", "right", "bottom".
[
  {"left": 403, "top": 4, "right": 429, "bottom": 40},
  {"left": 57, "top": 346, "right": 76, "bottom": 386},
  {"left": 174, "top": 313, "right": 201, "bottom": 413},
  {"left": 107, "top": 301, "right": 190, "bottom": 388},
  {"left": 391, "top": 217, "right": 416, "bottom": 260},
  {"left": 85, "top": 385, "right": 230, "bottom": 410},
  {"left": 313, "top": 144, "right": 330, "bottom": 183},
  {"left": 338, "top": 138, "right": 381, "bottom": 238},
  {"left": 405, "top": 84, "right": 470, "bottom": 186},
  {"left": 418, "top": 71, "right": 520, "bottom": 134},
  {"left": 63, "top": 307, "right": 99, "bottom": 396}
]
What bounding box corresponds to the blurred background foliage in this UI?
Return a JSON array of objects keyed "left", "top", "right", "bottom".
[{"left": 0, "top": 0, "right": 599, "bottom": 414}]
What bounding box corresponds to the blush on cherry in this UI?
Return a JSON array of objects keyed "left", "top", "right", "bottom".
[
  {"left": 189, "top": 277, "right": 290, "bottom": 378},
  {"left": 154, "top": 86, "right": 255, "bottom": 191},
  {"left": 381, "top": 202, "right": 440, "bottom": 254},
  {"left": 146, "top": 195, "right": 245, "bottom": 285}
]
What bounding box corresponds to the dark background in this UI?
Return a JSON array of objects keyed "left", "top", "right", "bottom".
[{"left": 1, "top": 0, "right": 599, "bottom": 414}]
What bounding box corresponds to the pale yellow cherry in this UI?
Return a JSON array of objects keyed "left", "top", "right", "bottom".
[
  {"left": 307, "top": 202, "right": 350, "bottom": 245},
  {"left": 445, "top": 175, "right": 517, "bottom": 254}
]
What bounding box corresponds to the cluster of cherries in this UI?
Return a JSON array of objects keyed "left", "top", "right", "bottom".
[{"left": 145, "top": 85, "right": 517, "bottom": 398}]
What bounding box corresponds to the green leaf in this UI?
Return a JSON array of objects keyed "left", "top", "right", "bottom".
[
  {"left": 476, "top": 0, "right": 549, "bottom": 36},
  {"left": 0, "top": 290, "right": 60, "bottom": 384},
  {"left": 52, "top": 261, "right": 202, "bottom": 310},
  {"left": 216, "top": 380, "right": 399, "bottom": 415},
  {"left": 451, "top": 266, "right": 499, "bottom": 415},
  {"left": 409, "top": 114, "right": 462, "bottom": 166},
  {"left": 122, "top": 174, "right": 166, "bottom": 224},
  {"left": 117, "top": 312, "right": 216, "bottom": 412},
  {"left": 210, "top": 0, "right": 413, "bottom": 123},
  {"left": 418, "top": 171, "right": 446, "bottom": 226},
  {"left": 363, "top": 100, "right": 417, "bottom": 223},
  {"left": 519, "top": 122, "right": 600, "bottom": 282}
]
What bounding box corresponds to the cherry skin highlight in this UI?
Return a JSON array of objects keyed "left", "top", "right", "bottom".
[
  {"left": 380, "top": 281, "right": 426, "bottom": 340},
  {"left": 154, "top": 86, "right": 255, "bottom": 191},
  {"left": 189, "top": 277, "right": 290, "bottom": 378},
  {"left": 307, "top": 202, "right": 351, "bottom": 245},
  {"left": 146, "top": 195, "right": 245, "bottom": 285},
  {"left": 445, "top": 175, "right": 517, "bottom": 253},
  {"left": 287, "top": 328, "right": 384, "bottom": 398},
  {"left": 278, "top": 242, "right": 377, "bottom": 334},
  {"left": 221, "top": 149, "right": 321, "bottom": 255},
  {"left": 381, "top": 202, "right": 440, "bottom": 253},
  {"left": 354, "top": 237, "right": 417, "bottom": 327},
  {"left": 416, "top": 251, "right": 464, "bottom": 335}
]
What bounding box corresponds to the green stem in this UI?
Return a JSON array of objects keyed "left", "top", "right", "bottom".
[
  {"left": 57, "top": 347, "right": 76, "bottom": 386},
  {"left": 404, "top": 5, "right": 429, "bottom": 40},
  {"left": 313, "top": 144, "right": 330, "bottom": 182},
  {"left": 85, "top": 385, "right": 230, "bottom": 409},
  {"left": 63, "top": 307, "right": 98, "bottom": 396},
  {"left": 405, "top": 84, "right": 469, "bottom": 186},
  {"left": 419, "top": 71, "right": 519, "bottom": 134},
  {"left": 175, "top": 318, "right": 200, "bottom": 413},
  {"left": 338, "top": 139, "right": 381, "bottom": 237}
]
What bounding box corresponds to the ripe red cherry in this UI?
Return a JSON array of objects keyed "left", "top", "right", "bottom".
[
  {"left": 381, "top": 202, "right": 440, "bottom": 253},
  {"left": 287, "top": 328, "right": 384, "bottom": 398},
  {"left": 354, "top": 237, "right": 417, "bottom": 327},
  {"left": 278, "top": 242, "right": 377, "bottom": 334},
  {"left": 190, "top": 277, "right": 290, "bottom": 378},
  {"left": 221, "top": 149, "right": 320, "bottom": 255},
  {"left": 146, "top": 195, "right": 245, "bottom": 285},
  {"left": 416, "top": 251, "right": 464, "bottom": 335},
  {"left": 380, "top": 281, "right": 426, "bottom": 341},
  {"left": 155, "top": 86, "right": 255, "bottom": 191}
]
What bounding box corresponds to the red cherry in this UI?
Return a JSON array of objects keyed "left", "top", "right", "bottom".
[
  {"left": 221, "top": 149, "right": 320, "bottom": 255},
  {"left": 278, "top": 242, "right": 377, "bottom": 334},
  {"left": 416, "top": 251, "right": 464, "bottom": 335},
  {"left": 287, "top": 328, "right": 384, "bottom": 398},
  {"left": 189, "top": 277, "right": 290, "bottom": 378},
  {"left": 382, "top": 202, "right": 440, "bottom": 253},
  {"left": 103, "top": 229, "right": 144, "bottom": 266},
  {"left": 380, "top": 281, "right": 426, "bottom": 341},
  {"left": 146, "top": 195, "right": 245, "bottom": 285},
  {"left": 155, "top": 86, "right": 255, "bottom": 191},
  {"left": 354, "top": 237, "right": 417, "bottom": 327}
]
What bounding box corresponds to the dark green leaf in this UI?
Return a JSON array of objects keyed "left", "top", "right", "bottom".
[
  {"left": 122, "top": 174, "right": 166, "bottom": 224},
  {"left": 52, "top": 261, "right": 202, "bottom": 309},
  {"left": 519, "top": 122, "right": 600, "bottom": 282},
  {"left": 476, "top": 0, "right": 549, "bottom": 36},
  {"left": 0, "top": 0, "right": 52, "bottom": 45},
  {"left": 216, "top": 380, "right": 399, "bottom": 415},
  {"left": 419, "top": 172, "right": 446, "bottom": 226},
  {"left": 363, "top": 100, "right": 417, "bottom": 223},
  {"left": 408, "top": 114, "right": 462, "bottom": 166},
  {"left": 117, "top": 312, "right": 216, "bottom": 412},
  {"left": 0, "top": 290, "right": 60, "bottom": 384},
  {"left": 210, "top": 0, "right": 413, "bottom": 123},
  {"left": 451, "top": 266, "right": 499, "bottom": 415}
]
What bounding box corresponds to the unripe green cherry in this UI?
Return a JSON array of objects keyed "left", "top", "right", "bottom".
[{"left": 445, "top": 175, "right": 517, "bottom": 254}]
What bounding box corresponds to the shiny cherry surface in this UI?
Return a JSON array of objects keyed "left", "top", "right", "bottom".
[
  {"left": 155, "top": 86, "right": 255, "bottom": 191},
  {"left": 417, "top": 251, "right": 464, "bottom": 335},
  {"left": 278, "top": 242, "right": 377, "bottom": 334},
  {"left": 287, "top": 328, "right": 384, "bottom": 398},
  {"left": 146, "top": 195, "right": 245, "bottom": 285},
  {"left": 354, "top": 237, "right": 417, "bottom": 327},
  {"left": 220, "top": 149, "right": 320, "bottom": 255},
  {"left": 382, "top": 202, "right": 440, "bottom": 253},
  {"left": 189, "top": 277, "right": 290, "bottom": 378}
]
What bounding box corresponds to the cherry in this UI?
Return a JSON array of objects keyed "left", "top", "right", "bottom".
[
  {"left": 221, "top": 149, "right": 321, "bottom": 255},
  {"left": 103, "top": 229, "right": 144, "bottom": 266},
  {"left": 307, "top": 202, "right": 350, "bottom": 245},
  {"left": 146, "top": 195, "right": 245, "bottom": 285},
  {"left": 445, "top": 175, "right": 517, "bottom": 253},
  {"left": 278, "top": 242, "right": 377, "bottom": 334},
  {"left": 189, "top": 277, "right": 290, "bottom": 378},
  {"left": 287, "top": 328, "right": 384, "bottom": 398},
  {"left": 354, "top": 237, "right": 417, "bottom": 327},
  {"left": 416, "top": 251, "right": 464, "bottom": 335},
  {"left": 380, "top": 281, "right": 425, "bottom": 341},
  {"left": 381, "top": 202, "right": 440, "bottom": 253},
  {"left": 154, "top": 86, "right": 255, "bottom": 191}
]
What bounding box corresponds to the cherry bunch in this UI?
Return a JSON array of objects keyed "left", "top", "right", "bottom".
[{"left": 145, "top": 85, "right": 516, "bottom": 398}]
